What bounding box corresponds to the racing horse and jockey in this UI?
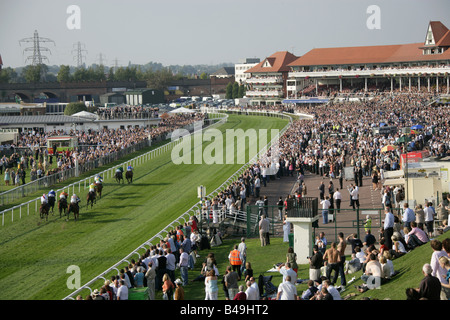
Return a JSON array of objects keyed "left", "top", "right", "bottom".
[
  {"left": 115, "top": 166, "right": 124, "bottom": 184},
  {"left": 94, "top": 174, "right": 103, "bottom": 199},
  {"left": 39, "top": 193, "right": 50, "bottom": 221},
  {"left": 48, "top": 190, "right": 57, "bottom": 214},
  {"left": 67, "top": 193, "right": 81, "bottom": 221},
  {"left": 125, "top": 164, "right": 133, "bottom": 184},
  {"left": 58, "top": 191, "right": 69, "bottom": 218},
  {"left": 87, "top": 181, "right": 97, "bottom": 209}
]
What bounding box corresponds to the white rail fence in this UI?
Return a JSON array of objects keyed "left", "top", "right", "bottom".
[
  {"left": 61, "top": 110, "right": 292, "bottom": 300},
  {"left": 0, "top": 115, "right": 228, "bottom": 226}
]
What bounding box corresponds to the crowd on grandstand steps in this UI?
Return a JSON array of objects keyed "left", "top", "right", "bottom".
[
  {"left": 1, "top": 112, "right": 204, "bottom": 186},
  {"left": 96, "top": 106, "right": 159, "bottom": 120}
]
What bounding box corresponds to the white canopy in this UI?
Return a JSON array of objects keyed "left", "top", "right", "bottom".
[
  {"left": 72, "top": 111, "right": 99, "bottom": 120},
  {"left": 169, "top": 107, "right": 195, "bottom": 114}
]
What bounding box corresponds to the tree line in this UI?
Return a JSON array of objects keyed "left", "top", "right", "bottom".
[{"left": 226, "top": 81, "right": 246, "bottom": 99}]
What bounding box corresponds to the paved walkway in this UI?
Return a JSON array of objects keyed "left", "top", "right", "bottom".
[{"left": 246, "top": 168, "right": 385, "bottom": 247}]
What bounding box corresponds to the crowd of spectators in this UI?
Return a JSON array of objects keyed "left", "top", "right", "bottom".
[
  {"left": 96, "top": 106, "right": 159, "bottom": 120},
  {"left": 1, "top": 112, "right": 205, "bottom": 187}
]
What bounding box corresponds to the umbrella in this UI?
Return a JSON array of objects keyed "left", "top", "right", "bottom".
[
  {"left": 411, "top": 124, "right": 423, "bottom": 130},
  {"left": 381, "top": 145, "right": 396, "bottom": 152}
]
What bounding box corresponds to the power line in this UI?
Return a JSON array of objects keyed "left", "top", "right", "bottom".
[
  {"left": 19, "top": 29, "right": 55, "bottom": 66},
  {"left": 72, "top": 41, "right": 88, "bottom": 68},
  {"left": 96, "top": 53, "right": 107, "bottom": 66}
]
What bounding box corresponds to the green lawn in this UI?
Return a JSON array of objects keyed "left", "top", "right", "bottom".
[
  {"left": 0, "top": 114, "right": 289, "bottom": 300},
  {"left": 175, "top": 231, "right": 450, "bottom": 301}
]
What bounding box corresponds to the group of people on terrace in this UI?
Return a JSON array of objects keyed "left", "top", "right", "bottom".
[{"left": 1, "top": 113, "right": 204, "bottom": 187}]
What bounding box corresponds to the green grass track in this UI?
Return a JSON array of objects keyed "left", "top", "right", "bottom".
[{"left": 0, "top": 114, "right": 288, "bottom": 300}]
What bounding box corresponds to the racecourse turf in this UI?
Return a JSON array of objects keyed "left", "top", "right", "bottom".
[{"left": 0, "top": 114, "right": 289, "bottom": 300}]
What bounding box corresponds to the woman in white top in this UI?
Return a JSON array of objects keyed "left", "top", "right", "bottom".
[{"left": 204, "top": 269, "right": 219, "bottom": 300}]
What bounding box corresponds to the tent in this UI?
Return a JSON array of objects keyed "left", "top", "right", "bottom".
[
  {"left": 169, "top": 107, "right": 195, "bottom": 114},
  {"left": 72, "top": 111, "right": 99, "bottom": 120}
]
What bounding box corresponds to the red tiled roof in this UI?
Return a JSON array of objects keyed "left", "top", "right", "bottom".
[
  {"left": 429, "top": 21, "right": 449, "bottom": 46},
  {"left": 245, "top": 51, "right": 298, "bottom": 73},
  {"left": 289, "top": 21, "right": 450, "bottom": 67}
]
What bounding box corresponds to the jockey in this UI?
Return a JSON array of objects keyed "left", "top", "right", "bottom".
[
  {"left": 41, "top": 193, "right": 48, "bottom": 205},
  {"left": 60, "top": 191, "right": 68, "bottom": 199},
  {"left": 48, "top": 190, "right": 56, "bottom": 198},
  {"left": 94, "top": 174, "right": 103, "bottom": 184},
  {"left": 71, "top": 194, "right": 80, "bottom": 204},
  {"left": 127, "top": 164, "right": 133, "bottom": 172},
  {"left": 116, "top": 166, "right": 123, "bottom": 173},
  {"left": 89, "top": 182, "right": 96, "bottom": 194}
]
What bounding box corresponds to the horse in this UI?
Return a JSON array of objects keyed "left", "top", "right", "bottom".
[
  {"left": 58, "top": 197, "right": 68, "bottom": 218},
  {"left": 48, "top": 196, "right": 56, "bottom": 215},
  {"left": 126, "top": 170, "right": 133, "bottom": 184},
  {"left": 87, "top": 190, "right": 96, "bottom": 209},
  {"left": 115, "top": 171, "right": 124, "bottom": 184},
  {"left": 95, "top": 182, "right": 103, "bottom": 199},
  {"left": 39, "top": 203, "right": 49, "bottom": 221},
  {"left": 67, "top": 202, "right": 80, "bottom": 221}
]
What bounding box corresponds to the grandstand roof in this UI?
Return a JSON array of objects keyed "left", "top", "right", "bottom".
[
  {"left": 288, "top": 21, "right": 450, "bottom": 67},
  {"left": 245, "top": 51, "right": 298, "bottom": 73}
]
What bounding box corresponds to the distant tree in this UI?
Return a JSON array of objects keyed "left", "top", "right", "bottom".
[
  {"left": 145, "top": 68, "right": 174, "bottom": 91},
  {"left": 225, "top": 82, "right": 233, "bottom": 99},
  {"left": 57, "top": 65, "right": 72, "bottom": 82},
  {"left": 23, "top": 64, "right": 46, "bottom": 83},
  {"left": 238, "top": 84, "right": 246, "bottom": 98},
  {"left": 232, "top": 82, "right": 239, "bottom": 99},
  {"left": 200, "top": 72, "right": 208, "bottom": 79},
  {"left": 64, "top": 102, "right": 87, "bottom": 115}
]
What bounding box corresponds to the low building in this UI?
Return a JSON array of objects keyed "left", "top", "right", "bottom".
[
  {"left": 100, "top": 92, "right": 126, "bottom": 106},
  {"left": 211, "top": 67, "right": 235, "bottom": 79},
  {"left": 235, "top": 58, "right": 260, "bottom": 84},
  {"left": 125, "top": 89, "right": 164, "bottom": 105}
]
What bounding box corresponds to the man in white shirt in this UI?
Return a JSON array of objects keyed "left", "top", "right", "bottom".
[
  {"left": 165, "top": 249, "right": 176, "bottom": 282},
  {"left": 322, "top": 279, "right": 342, "bottom": 300},
  {"left": 276, "top": 276, "right": 297, "bottom": 300},
  {"left": 402, "top": 203, "right": 415, "bottom": 229},
  {"left": 117, "top": 280, "right": 128, "bottom": 300},
  {"left": 277, "top": 262, "right": 297, "bottom": 285},
  {"left": 333, "top": 188, "right": 342, "bottom": 213},
  {"left": 320, "top": 196, "right": 331, "bottom": 224},
  {"left": 178, "top": 248, "right": 189, "bottom": 286},
  {"left": 245, "top": 280, "right": 259, "bottom": 300}
]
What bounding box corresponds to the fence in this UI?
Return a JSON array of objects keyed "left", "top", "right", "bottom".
[
  {"left": 61, "top": 110, "right": 293, "bottom": 300},
  {"left": 0, "top": 117, "right": 221, "bottom": 208},
  {"left": 0, "top": 116, "right": 227, "bottom": 226}
]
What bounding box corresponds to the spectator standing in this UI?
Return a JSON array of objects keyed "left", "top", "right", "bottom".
[
  {"left": 402, "top": 203, "right": 415, "bottom": 229},
  {"left": 204, "top": 269, "right": 219, "bottom": 300},
  {"left": 145, "top": 261, "right": 156, "bottom": 300},
  {"left": 224, "top": 265, "right": 239, "bottom": 300},
  {"left": 117, "top": 280, "right": 128, "bottom": 300},
  {"left": 424, "top": 202, "right": 435, "bottom": 238},
  {"left": 258, "top": 215, "right": 270, "bottom": 246},
  {"left": 308, "top": 245, "right": 323, "bottom": 282},
  {"left": 383, "top": 207, "right": 395, "bottom": 250},
  {"left": 228, "top": 245, "right": 243, "bottom": 280}
]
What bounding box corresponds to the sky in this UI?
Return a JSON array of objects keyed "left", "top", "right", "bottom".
[{"left": 1, "top": 0, "right": 450, "bottom": 68}]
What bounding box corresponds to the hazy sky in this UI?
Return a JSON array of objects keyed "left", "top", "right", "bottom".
[{"left": 1, "top": 0, "right": 449, "bottom": 68}]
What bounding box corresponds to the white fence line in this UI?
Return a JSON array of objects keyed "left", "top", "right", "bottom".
[
  {"left": 0, "top": 116, "right": 228, "bottom": 226},
  {"left": 60, "top": 111, "right": 292, "bottom": 300}
]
